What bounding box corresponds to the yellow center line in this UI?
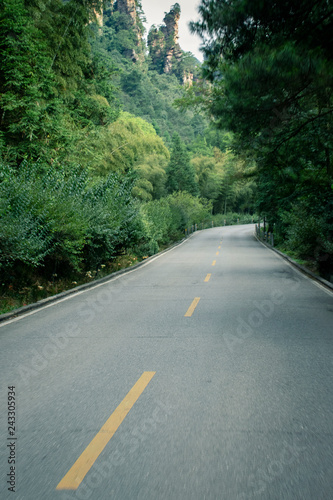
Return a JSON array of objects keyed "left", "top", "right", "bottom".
[
  {"left": 56, "top": 371, "right": 156, "bottom": 491},
  {"left": 218, "top": 246, "right": 221, "bottom": 249},
  {"left": 212, "top": 260, "right": 216, "bottom": 266},
  {"left": 216, "top": 251, "right": 219, "bottom": 256},
  {"left": 204, "top": 274, "right": 211, "bottom": 282},
  {"left": 184, "top": 297, "right": 200, "bottom": 317}
]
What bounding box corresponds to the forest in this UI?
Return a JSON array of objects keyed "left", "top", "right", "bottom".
[{"left": 0, "top": 0, "right": 332, "bottom": 311}]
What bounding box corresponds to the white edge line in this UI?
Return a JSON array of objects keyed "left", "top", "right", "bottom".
[{"left": 0, "top": 237, "right": 192, "bottom": 328}]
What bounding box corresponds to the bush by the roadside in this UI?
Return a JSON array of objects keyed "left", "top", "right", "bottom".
[
  {"left": 0, "top": 161, "right": 140, "bottom": 281},
  {"left": 0, "top": 160, "right": 245, "bottom": 313},
  {"left": 212, "top": 212, "right": 257, "bottom": 226},
  {"left": 138, "top": 192, "right": 213, "bottom": 255},
  {"left": 279, "top": 202, "right": 333, "bottom": 280},
  {"left": 168, "top": 192, "right": 213, "bottom": 233}
]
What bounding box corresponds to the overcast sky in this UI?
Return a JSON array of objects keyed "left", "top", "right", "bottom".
[{"left": 140, "top": 0, "right": 203, "bottom": 61}]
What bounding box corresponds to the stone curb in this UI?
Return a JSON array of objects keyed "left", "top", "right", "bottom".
[
  {"left": 0, "top": 235, "right": 194, "bottom": 324},
  {"left": 254, "top": 233, "right": 333, "bottom": 292}
]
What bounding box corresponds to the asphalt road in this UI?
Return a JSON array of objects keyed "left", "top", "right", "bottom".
[{"left": 1, "top": 224, "right": 333, "bottom": 500}]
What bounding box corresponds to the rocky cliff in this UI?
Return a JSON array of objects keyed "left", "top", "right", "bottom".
[
  {"left": 115, "top": 0, "right": 144, "bottom": 62},
  {"left": 160, "top": 4, "right": 182, "bottom": 73},
  {"left": 147, "top": 3, "right": 195, "bottom": 85},
  {"left": 99, "top": 2, "right": 197, "bottom": 82},
  {"left": 148, "top": 4, "right": 182, "bottom": 74},
  {"left": 117, "top": 0, "right": 137, "bottom": 24}
]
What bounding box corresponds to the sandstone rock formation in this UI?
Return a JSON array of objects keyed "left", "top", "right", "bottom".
[
  {"left": 116, "top": 0, "right": 144, "bottom": 62},
  {"left": 98, "top": 2, "right": 198, "bottom": 81},
  {"left": 117, "top": 0, "right": 137, "bottom": 24},
  {"left": 148, "top": 3, "right": 183, "bottom": 74}
]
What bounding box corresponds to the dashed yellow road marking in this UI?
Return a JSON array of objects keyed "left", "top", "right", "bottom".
[
  {"left": 184, "top": 297, "right": 200, "bottom": 317},
  {"left": 216, "top": 251, "right": 219, "bottom": 256},
  {"left": 204, "top": 274, "right": 211, "bottom": 282},
  {"left": 56, "top": 371, "right": 156, "bottom": 490},
  {"left": 212, "top": 260, "right": 216, "bottom": 266}
]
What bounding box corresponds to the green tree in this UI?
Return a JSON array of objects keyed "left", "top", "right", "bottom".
[
  {"left": 190, "top": 0, "right": 332, "bottom": 182},
  {"left": 71, "top": 112, "right": 169, "bottom": 178},
  {"left": 166, "top": 133, "right": 199, "bottom": 195},
  {"left": 0, "top": 0, "right": 69, "bottom": 163},
  {"left": 0, "top": 0, "right": 119, "bottom": 165},
  {"left": 191, "top": 148, "right": 256, "bottom": 213},
  {"left": 190, "top": 0, "right": 333, "bottom": 276}
]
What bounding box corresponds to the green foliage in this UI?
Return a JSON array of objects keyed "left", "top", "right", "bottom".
[
  {"left": 0, "top": 0, "right": 68, "bottom": 162},
  {"left": 167, "top": 191, "right": 212, "bottom": 230},
  {"left": 0, "top": 0, "right": 120, "bottom": 165},
  {"left": 191, "top": 148, "right": 256, "bottom": 213},
  {"left": 102, "top": 4, "right": 145, "bottom": 60},
  {"left": 189, "top": 0, "right": 333, "bottom": 278},
  {"left": 192, "top": 0, "right": 332, "bottom": 68},
  {"left": 191, "top": 0, "right": 332, "bottom": 182},
  {"left": 278, "top": 201, "right": 333, "bottom": 279},
  {"left": 0, "top": 161, "right": 139, "bottom": 276},
  {"left": 139, "top": 198, "right": 173, "bottom": 254},
  {"left": 0, "top": 157, "right": 213, "bottom": 286},
  {"left": 90, "top": 2, "right": 206, "bottom": 146},
  {"left": 133, "top": 153, "right": 169, "bottom": 201},
  {"left": 147, "top": 26, "right": 166, "bottom": 74},
  {"left": 71, "top": 112, "right": 170, "bottom": 194},
  {"left": 82, "top": 172, "right": 142, "bottom": 268},
  {"left": 212, "top": 213, "right": 256, "bottom": 226},
  {"left": 166, "top": 133, "right": 199, "bottom": 196},
  {"left": 119, "top": 68, "right": 207, "bottom": 146},
  {"left": 281, "top": 204, "right": 324, "bottom": 256},
  {"left": 139, "top": 192, "right": 212, "bottom": 255}
]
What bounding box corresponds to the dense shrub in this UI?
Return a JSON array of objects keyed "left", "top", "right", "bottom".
[
  {"left": 167, "top": 192, "right": 212, "bottom": 232},
  {"left": 280, "top": 202, "right": 333, "bottom": 279},
  {"left": 138, "top": 192, "right": 213, "bottom": 255},
  {"left": 140, "top": 198, "right": 172, "bottom": 254},
  {"left": 211, "top": 212, "right": 256, "bottom": 226},
  {"left": 0, "top": 162, "right": 140, "bottom": 278},
  {"left": 0, "top": 159, "right": 214, "bottom": 285}
]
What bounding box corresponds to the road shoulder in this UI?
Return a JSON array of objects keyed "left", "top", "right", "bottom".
[{"left": 254, "top": 232, "right": 333, "bottom": 293}]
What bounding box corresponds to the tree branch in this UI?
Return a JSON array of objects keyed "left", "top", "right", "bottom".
[{"left": 272, "top": 109, "right": 333, "bottom": 153}]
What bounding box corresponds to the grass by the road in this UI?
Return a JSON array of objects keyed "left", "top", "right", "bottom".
[{"left": 0, "top": 252, "right": 144, "bottom": 315}]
